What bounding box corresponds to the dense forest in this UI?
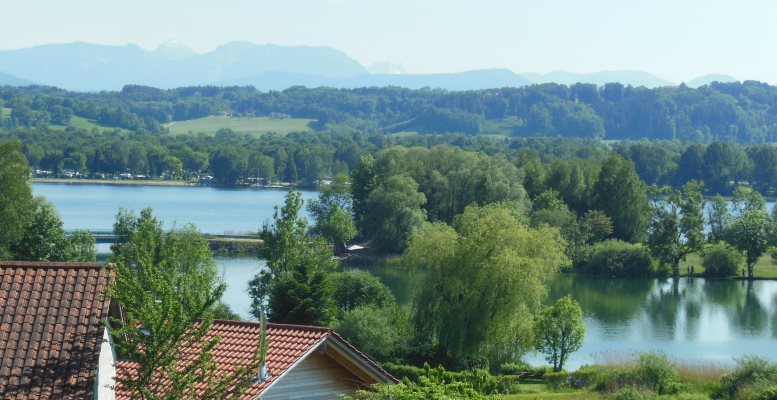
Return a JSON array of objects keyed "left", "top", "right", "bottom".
[
  {"left": 3, "top": 81, "right": 777, "bottom": 141},
  {"left": 4, "top": 122, "right": 777, "bottom": 197}
]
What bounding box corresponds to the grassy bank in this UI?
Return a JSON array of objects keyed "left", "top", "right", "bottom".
[{"left": 683, "top": 253, "right": 777, "bottom": 279}]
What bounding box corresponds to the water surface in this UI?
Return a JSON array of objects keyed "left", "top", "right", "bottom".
[{"left": 32, "top": 182, "right": 317, "bottom": 233}]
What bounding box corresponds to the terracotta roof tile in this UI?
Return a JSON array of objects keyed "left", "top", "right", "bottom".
[
  {"left": 115, "top": 320, "right": 395, "bottom": 399},
  {"left": 0, "top": 262, "right": 111, "bottom": 399}
]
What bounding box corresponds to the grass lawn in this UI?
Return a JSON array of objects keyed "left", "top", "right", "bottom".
[
  {"left": 683, "top": 252, "right": 777, "bottom": 278},
  {"left": 504, "top": 393, "right": 599, "bottom": 399},
  {"left": 502, "top": 381, "right": 599, "bottom": 400},
  {"left": 165, "top": 116, "right": 314, "bottom": 137},
  {"left": 48, "top": 115, "right": 131, "bottom": 133},
  {"left": 0, "top": 107, "right": 11, "bottom": 120}
]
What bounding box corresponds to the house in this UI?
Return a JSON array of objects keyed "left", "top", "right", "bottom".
[
  {"left": 115, "top": 320, "right": 397, "bottom": 399},
  {"left": 0, "top": 262, "right": 115, "bottom": 399},
  {"left": 0, "top": 261, "right": 395, "bottom": 399}
]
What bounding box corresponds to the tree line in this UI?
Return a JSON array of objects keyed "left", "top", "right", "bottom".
[{"left": 4, "top": 80, "right": 777, "bottom": 141}]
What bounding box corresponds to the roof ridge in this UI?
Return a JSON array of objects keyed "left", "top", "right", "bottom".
[
  {"left": 211, "top": 319, "right": 333, "bottom": 333},
  {"left": 0, "top": 261, "right": 105, "bottom": 269}
]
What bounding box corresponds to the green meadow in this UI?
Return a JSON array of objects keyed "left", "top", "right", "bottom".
[{"left": 164, "top": 115, "right": 314, "bottom": 137}]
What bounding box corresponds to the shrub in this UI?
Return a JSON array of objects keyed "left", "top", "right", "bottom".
[
  {"left": 542, "top": 365, "right": 602, "bottom": 390},
  {"left": 615, "top": 386, "right": 656, "bottom": 400},
  {"left": 498, "top": 362, "right": 528, "bottom": 376},
  {"left": 327, "top": 270, "right": 396, "bottom": 317},
  {"left": 634, "top": 352, "right": 680, "bottom": 395},
  {"left": 753, "top": 386, "right": 777, "bottom": 400},
  {"left": 381, "top": 363, "right": 517, "bottom": 395},
  {"left": 589, "top": 352, "right": 680, "bottom": 395},
  {"left": 714, "top": 356, "right": 777, "bottom": 399},
  {"left": 575, "top": 240, "right": 653, "bottom": 277},
  {"left": 703, "top": 242, "right": 745, "bottom": 277},
  {"left": 335, "top": 305, "right": 410, "bottom": 361}
]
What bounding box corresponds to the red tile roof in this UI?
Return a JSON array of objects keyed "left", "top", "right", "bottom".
[
  {"left": 116, "top": 320, "right": 395, "bottom": 399},
  {"left": 0, "top": 262, "right": 111, "bottom": 399}
]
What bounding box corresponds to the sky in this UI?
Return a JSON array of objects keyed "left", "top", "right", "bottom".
[{"left": 1, "top": 0, "right": 774, "bottom": 83}]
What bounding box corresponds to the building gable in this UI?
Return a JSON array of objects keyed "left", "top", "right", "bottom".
[{"left": 260, "top": 351, "right": 365, "bottom": 400}]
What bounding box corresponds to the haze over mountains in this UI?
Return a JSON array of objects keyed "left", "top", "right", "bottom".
[{"left": 0, "top": 41, "right": 738, "bottom": 91}]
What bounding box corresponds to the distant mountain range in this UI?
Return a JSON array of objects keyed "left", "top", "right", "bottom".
[{"left": 0, "top": 41, "right": 739, "bottom": 91}]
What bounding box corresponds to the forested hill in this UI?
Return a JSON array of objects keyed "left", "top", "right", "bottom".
[{"left": 2, "top": 81, "right": 777, "bottom": 142}]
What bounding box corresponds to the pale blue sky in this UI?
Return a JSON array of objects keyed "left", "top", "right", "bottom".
[{"left": 1, "top": 0, "right": 772, "bottom": 82}]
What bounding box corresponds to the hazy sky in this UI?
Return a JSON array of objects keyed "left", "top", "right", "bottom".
[{"left": 1, "top": 0, "right": 773, "bottom": 82}]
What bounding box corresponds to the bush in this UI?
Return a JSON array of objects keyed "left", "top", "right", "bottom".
[
  {"left": 542, "top": 366, "right": 601, "bottom": 390},
  {"left": 715, "top": 356, "right": 777, "bottom": 399},
  {"left": 703, "top": 242, "right": 745, "bottom": 277},
  {"left": 327, "top": 270, "right": 396, "bottom": 318},
  {"left": 615, "top": 386, "right": 656, "bottom": 400},
  {"left": 575, "top": 240, "right": 653, "bottom": 277},
  {"left": 754, "top": 386, "right": 777, "bottom": 400},
  {"left": 381, "top": 363, "right": 518, "bottom": 395},
  {"left": 498, "top": 362, "right": 529, "bottom": 376},
  {"left": 335, "top": 305, "right": 410, "bottom": 361},
  {"left": 635, "top": 352, "right": 680, "bottom": 395},
  {"left": 589, "top": 352, "right": 680, "bottom": 395}
]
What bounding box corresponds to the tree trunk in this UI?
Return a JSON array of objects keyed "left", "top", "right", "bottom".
[
  {"left": 748, "top": 262, "right": 755, "bottom": 280},
  {"left": 672, "top": 259, "right": 680, "bottom": 278},
  {"left": 557, "top": 350, "right": 565, "bottom": 372}
]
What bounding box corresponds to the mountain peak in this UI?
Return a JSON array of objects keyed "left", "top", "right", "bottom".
[{"left": 155, "top": 39, "right": 197, "bottom": 60}]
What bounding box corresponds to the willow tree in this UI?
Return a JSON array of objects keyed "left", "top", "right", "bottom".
[{"left": 405, "top": 204, "right": 568, "bottom": 367}]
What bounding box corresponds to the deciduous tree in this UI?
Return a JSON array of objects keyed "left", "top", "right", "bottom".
[
  {"left": 247, "top": 191, "right": 336, "bottom": 324},
  {"left": 110, "top": 208, "right": 256, "bottom": 400},
  {"left": 363, "top": 175, "right": 427, "bottom": 254},
  {"left": 594, "top": 154, "right": 650, "bottom": 243},
  {"left": 647, "top": 182, "right": 706, "bottom": 277},
  {"left": 535, "top": 295, "right": 585, "bottom": 372},
  {"left": 0, "top": 140, "right": 34, "bottom": 259},
  {"left": 406, "top": 204, "right": 568, "bottom": 367}
]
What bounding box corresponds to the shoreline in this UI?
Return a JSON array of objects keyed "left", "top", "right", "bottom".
[
  {"left": 31, "top": 178, "right": 197, "bottom": 187},
  {"left": 30, "top": 178, "right": 311, "bottom": 190}
]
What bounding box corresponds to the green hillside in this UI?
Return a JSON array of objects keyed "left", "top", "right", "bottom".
[
  {"left": 165, "top": 116, "right": 314, "bottom": 137},
  {"left": 50, "top": 115, "right": 128, "bottom": 132}
]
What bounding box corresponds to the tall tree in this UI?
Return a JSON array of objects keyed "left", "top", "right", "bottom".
[
  {"left": 11, "top": 198, "right": 95, "bottom": 262},
  {"left": 535, "top": 295, "right": 585, "bottom": 372},
  {"left": 593, "top": 154, "right": 650, "bottom": 243},
  {"left": 0, "top": 140, "right": 35, "bottom": 259},
  {"left": 405, "top": 204, "right": 568, "bottom": 367},
  {"left": 726, "top": 208, "right": 773, "bottom": 279},
  {"left": 350, "top": 155, "right": 377, "bottom": 234},
  {"left": 647, "top": 181, "right": 706, "bottom": 277},
  {"left": 363, "top": 175, "right": 427, "bottom": 254},
  {"left": 110, "top": 208, "right": 256, "bottom": 400},
  {"left": 708, "top": 194, "right": 731, "bottom": 242},
  {"left": 247, "top": 191, "right": 336, "bottom": 324}
]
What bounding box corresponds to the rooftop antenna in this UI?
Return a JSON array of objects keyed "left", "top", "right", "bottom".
[{"left": 252, "top": 307, "right": 271, "bottom": 383}]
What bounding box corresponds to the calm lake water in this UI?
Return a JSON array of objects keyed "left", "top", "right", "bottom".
[
  {"left": 32, "top": 182, "right": 317, "bottom": 233},
  {"left": 35, "top": 182, "right": 777, "bottom": 368}
]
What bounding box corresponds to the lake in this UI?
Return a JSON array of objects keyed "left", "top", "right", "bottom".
[
  {"left": 34, "top": 182, "right": 777, "bottom": 368},
  {"left": 341, "top": 262, "right": 777, "bottom": 369},
  {"left": 32, "top": 182, "right": 317, "bottom": 233}
]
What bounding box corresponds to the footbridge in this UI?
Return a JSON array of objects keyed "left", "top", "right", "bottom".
[{"left": 65, "top": 229, "right": 263, "bottom": 244}]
